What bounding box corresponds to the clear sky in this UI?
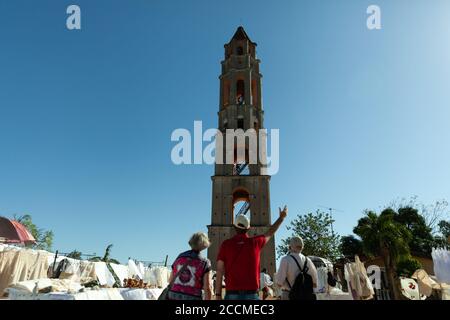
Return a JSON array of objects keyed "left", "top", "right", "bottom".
[{"left": 0, "top": 0, "right": 449, "bottom": 264}]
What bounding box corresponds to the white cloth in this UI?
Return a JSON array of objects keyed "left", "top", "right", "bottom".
[
  {"left": 259, "top": 272, "right": 273, "bottom": 290},
  {"left": 93, "top": 262, "right": 115, "bottom": 286},
  {"left": 400, "top": 277, "right": 424, "bottom": 300},
  {"left": 344, "top": 256, "right": 374, "bottom": 300},
  {"left": 412, "top": 269, "right": 439, "bottom": 297},
  {"left": 0, "top": 249, "right": 49, "bottom": 294},
  {"left": 118, "top": 288, "right": 163, "bottom": 300},
  {"left": 442, "top": 286, "right": 450, "bottom": 300},
  {"left": 7, "top": 287, "right": 164, "bottom": 301},
  {"left": 275, "top": 253, "right": 318, "bottom": 291},
  {"left": 153, "top": 267, "right": 170, "bottom": 288},
  {"left": 143, "top": 266, "right": 170, "bottom": 288},
  {"left": 432, "top": 248, "right": 450, "bottom": 284},
  {"left": 316, "top": 267, "right": 328, "bottom": 293},
  {"left": 6, "top": 278, "right": 83, "bottom": 294},
  {"left": 316, "top": 291, "right": 353, "bottom": 300},
  {"left": 138, "top": 262, "right": 146, "bottom": 276},
  {"left": 74, "top": 288, "right": 123, "bottom": 300},
  {"left": 144, "top": 267, "right": 157, "bottom": 286},
  {"left": 127, "top": 259, "right": 142, "bottom": 280},
  {"left": 110, "top": 263, "right": 128, "bottom": 284}
]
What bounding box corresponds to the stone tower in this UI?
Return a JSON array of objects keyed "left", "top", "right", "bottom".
[{"left": 207, "top": 27, "right": 276, "bottom": 276}]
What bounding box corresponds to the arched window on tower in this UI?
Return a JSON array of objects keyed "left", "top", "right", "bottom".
[
  {"left": 236, "top": 80, "right": 245, "bottom": 105},
  {"left": 232, "top": 189, "right": 251, "bottom": 223},
  {"left": 237, "top": 46, "right": 244, "bottom": 55}
]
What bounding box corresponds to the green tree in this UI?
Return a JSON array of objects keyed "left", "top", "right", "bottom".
[
  {"left": 89, "top": 244, "right": 120, "bottom": 264},
  {"left": 340, "top": 235, "right": 363, "bottom": 259},
  {"left": 432, "top": 220, "right": 450, "bottom": 247},
  {"left": 14, "top": 214, "right": 54, "bottom": 251},
  {"left": 277, "top": 210, "right": 341, "bottom": 262},
  {"left": 67, "top": 250, "right": 82, "bottom": 260},
  {"left": 396, "top": 257, "right": 422, "bottom": 277},
  {"left": 394, "top": 207, "right": 434, "bottom": 256},
  {"left": 387, "top": 196, "right": 449, "bottom": 234},
  {"left": 353, "top": 209, "right": 411, "bottom": 300},
  {"left": 438, "top": 220, "right": 450, "bottom": 238}
]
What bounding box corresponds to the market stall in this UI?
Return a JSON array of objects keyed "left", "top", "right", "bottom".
[{"left": 0, "top": 243, "right": 169, "bottom": 300}]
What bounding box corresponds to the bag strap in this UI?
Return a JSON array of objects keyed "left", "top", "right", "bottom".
[
  {"left": 302, "top": 257, "right": 309, "bottom": 273},
  {"left": 169, "top": 258, "right": 191, "bottom": 288},
  {"left": 289, "top": 254, "right": 303, "bottom": 272},
  {"left": 286, "top": 255, "right": 303, "bottom": 289}
]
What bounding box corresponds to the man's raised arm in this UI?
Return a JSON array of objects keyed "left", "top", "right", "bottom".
[{"left": 264, "top": 205, "right": 288, "bottom": 242}]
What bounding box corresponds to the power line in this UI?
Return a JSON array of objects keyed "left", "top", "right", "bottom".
[{"left": 318, "top": 205, "right": 344, "bottom": 233}]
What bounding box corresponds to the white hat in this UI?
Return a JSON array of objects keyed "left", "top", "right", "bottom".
[{"left": 234, "top": 215, "right": 250, "bottom": 230}]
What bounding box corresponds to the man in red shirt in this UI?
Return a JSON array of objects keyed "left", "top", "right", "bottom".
[{"left": 215, "top": 205, "right": 288, "bottom": 300}]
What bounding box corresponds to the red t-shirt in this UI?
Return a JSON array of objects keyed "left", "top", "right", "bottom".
[{"left": 217, "top": 233, "right": 267, "bottom": 291}]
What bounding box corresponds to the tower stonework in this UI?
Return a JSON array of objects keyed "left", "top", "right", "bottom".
[{"left": 207, "top": 27, "right": 276, "bottom": 276}]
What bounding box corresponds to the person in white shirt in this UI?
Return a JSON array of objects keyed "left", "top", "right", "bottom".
[
  {"left": 260, "top": 268, "right": 273, "bottom": 299},
  {"left": 275, "top": 236, "right": 318, "bottom": 300}
]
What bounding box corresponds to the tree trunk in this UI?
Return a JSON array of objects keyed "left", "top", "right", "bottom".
[{"left": 381, "top": 247, "right": 400, "bottom": 300}]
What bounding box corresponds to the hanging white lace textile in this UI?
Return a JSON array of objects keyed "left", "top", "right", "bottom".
[
  {"left": 432, "top": 248, "right": 450, "bottom": 284},
  {"left": 344, "top": 255, "right": 374, "bottom": 300},
  {"left": 127, "top": 259, "right": 143, "bottom": 279},
  {"left": 316, "top": 267, "right": 328, "bottom": 293}
]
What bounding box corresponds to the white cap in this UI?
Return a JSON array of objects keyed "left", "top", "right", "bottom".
[{"left": 234, "top": 215, "right": 250, "bottom": 230}]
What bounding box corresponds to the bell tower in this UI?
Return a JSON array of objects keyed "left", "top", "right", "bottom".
[{"left": 207, "top": 27, "right": 276, "bottom": 276}]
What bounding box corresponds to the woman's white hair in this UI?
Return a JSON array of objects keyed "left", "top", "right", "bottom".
[
  {"left": 189, "top": 232, "right": 211, "bottom": 251},
  {"left": 289, "top": 236, "right": 304, "bottom": 252}
]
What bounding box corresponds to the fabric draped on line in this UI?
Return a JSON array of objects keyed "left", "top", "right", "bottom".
[
  {"left": 0, "top": 249, "right": 49, "bottom": 295},
  {"left": 344, "top": 255, "right": 374, "bottom": 300}
]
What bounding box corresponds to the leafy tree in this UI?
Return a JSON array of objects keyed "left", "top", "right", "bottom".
[
  {"left": 432, "top": 220, "right": 450, "bottom": 247},
  {"left": 89, "top": 244, "right": 120, "bottom": 264},
  {"left": 421, "top": 200, "right": 449, "bottom": 233},
  {"left": 387, "top": 196, "right": 449, "bottom": 234},
  {"left": 394, "top": 207, "right": 434, "bottom": 256},
  {"left": 340, "top": 235, "right": 363, "bottom": 259},
  {"left": 277, "top": 210, "right": 341, "bottom": 262},
  {"left": 438, "top": 220, "right": 450, "bottom": 239},
  {"left": 353, "top": 209, "right": 411, "bottom": 300},
  {"left": 14, "top": 214, "right": 54, "bottom": 251},
  {"left": 383, "top": 198, "right": 448, "bottom": 255},
  {"left": 67, "top": 250, "right": 82, "bottom": 260}
]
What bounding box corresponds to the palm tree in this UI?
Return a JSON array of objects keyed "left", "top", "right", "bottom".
[
  {"left": 89, "top": 244, "right": 121, "bottom": 264},
  {"left": 89, "top": 244, "right": 122, "bottom": 287},
  {"left": 353, "top": 209, "right": 411, "bottom": 300}
]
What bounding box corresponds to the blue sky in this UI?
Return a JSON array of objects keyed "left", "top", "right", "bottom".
[{"left": 0, "top": 0, "right": 449, "bottom": 264}]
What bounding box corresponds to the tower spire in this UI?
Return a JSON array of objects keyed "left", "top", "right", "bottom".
[{"left": 230, "top": 26, "right": 256, "bottom": 45}]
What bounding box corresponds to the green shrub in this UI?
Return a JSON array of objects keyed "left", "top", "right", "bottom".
[{"left": 396, "top": 257, "right": 422, "bottom": 277}]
